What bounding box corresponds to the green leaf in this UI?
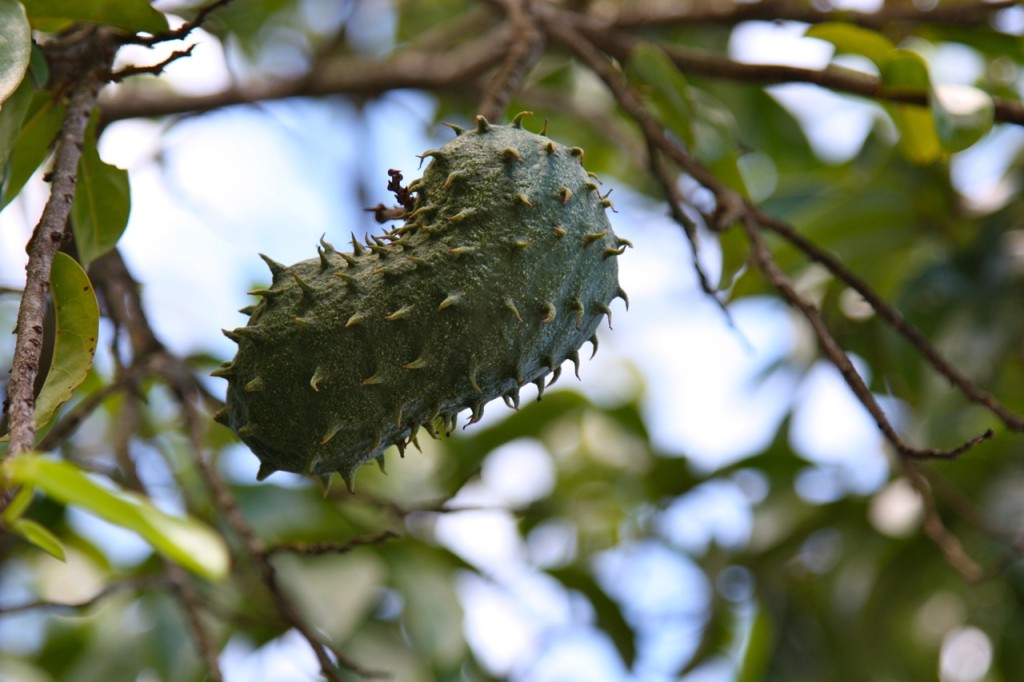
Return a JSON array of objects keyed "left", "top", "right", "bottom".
[
  {"left": 805, "top": 22, "right": 894, "bottom": 69},
  {"left": 72, "top": 116, "right": 131, "bottom": 265},
  {"left": 627, "top": 42, "right": 746, "bottom": 195},
  {"left": 931, "top": 84, "right": 994, "bottom": 153},
  {"left": 737, "top": 603, "right": 775, "bottom": 682},
  {"left": 1, "top": 90, "right": 65, "bottom": 209},
  {"left": 30, "top": 252, "right": 99, "bottom": 432},
  {"left": 1, "top": 484, "right": 35, "bottom": 522},
  {"left": 882, "top": 50, "right": 940, "bottom": 164},
  {"left": 548, "top": 566, "right": 636, "bottom": 667},
  {"left": 717, "top": 223, "right": 750, "bottom": 294},
  {"left": 8, "top": 516, "right": 66, "bottom": 560},
  {"left": 0, "top": 0, "right": 31, "bottom": 106},
  {"left": 0, "top": 71, "right": 34, "bottom": 173},
  {"left": 4, "top": 456, "right": 229, "bottom": 580},
  {"left": 23, "top": 0, "right": 168, "bottom": 34},
  {"left": 628, "top": 42, "right": 697, "bottom": 148}
]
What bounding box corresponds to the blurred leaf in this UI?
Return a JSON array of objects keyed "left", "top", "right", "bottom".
[
  {"left": 931, "top": 84, "right": 994, "bottom": 153},
  {"left": 628, "top": 42, "right": 697, "bottom": 149},
  {"left": 737, "top": 603, "right": 774, "bottom": 682},
  {"left": 805, "top": 22, "right": 894, "bottom": 68},
  {"left": 0, "top": 0, "right": 30, "bottom": 105},
  {"left": 202, "top": 0, "right": 296, "bottom": 58},
  {"left": 4, "top": 456, "right": 229, "bottom": 580},
  {"left": 439, "top": 391, "right": 592, "bottom": 494},
  {"left": 718, "top": 222, "right": 750, "bottom": 294},
  {"left": 627, "top": 43, "right": 746, "bottom": 193},
  {"left": 0, "top": 90, "right": 65, "bottom": 208},
  {"left": 8, "top": 517, "right": 66, "bottom": 560},
  {"left": 882, "top": 50, "right": 941, "bottom": 164},
  {"left": 388, "top": 545, "right": 467, "bottom": 667},
  {"left": 71, "top": 116, "right": 131, "bottom": 265},
  {"left": 24, "top": 0, "right": 168, "bottom": 34},
  {"left": 679, "top": 595, "right": 736, "bottom": 675},
  {"left": 548, "top": 566, "right": 636, "bottom": 667}
]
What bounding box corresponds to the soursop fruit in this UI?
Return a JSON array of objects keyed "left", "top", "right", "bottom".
[{"left": 213, "top": 114, "right": 629, "bottom": 488}]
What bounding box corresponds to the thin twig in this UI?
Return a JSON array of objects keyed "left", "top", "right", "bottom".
[
  {"left": 740, "top": 213, "right": 992, "bottom": 460},
  {"left": 100, "top": 26, "right": 513, "bottom": 125},
  {"left": 166, "top": 564, "right": 224, "bottom": 681},
  {"left": 121, "top": 0, "right": 236, "bottom": 45},
  {"left": 543, "top": 10, "right": 1001, "bottom": 460},
  {"left": 901, "top": 461, "right": 984, "bottom": 582},
  {"left": 110, "top": 393, "right": 225, "bottom": 682},
  {"left": 540, "top": 11, "right": 743, "bottom": 219},
  {"left": 265, "top": 530, "right": 401, "bottom": 557},
  {"left": 110, "top": 44, "right": 197, "bottom": 82},
  {"left": 754, "top": 209, "right": 1024, "bottom": 432},
  {"left": 174, "top": 391, "right": 385, "bottom": 681},
  {"left": 646, "top": 144, "right": 719, "bottom": 298},
  {"left": 0, "top": 576, "right": 164, "bottom": 616}
]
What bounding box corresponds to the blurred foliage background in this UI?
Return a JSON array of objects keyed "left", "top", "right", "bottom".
[{"left": 2, "top": 0, "right": 1024, "bottom": 680}]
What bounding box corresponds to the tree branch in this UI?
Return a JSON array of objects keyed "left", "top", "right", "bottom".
[
  {"left": 173, "top": 390, "right": 386, "bottom": 680},
  {"left": 901, "top": 461, "right": 984, "bottom": 582},
  {"left": 3, "top": 29, "right": 117, "bottom": 506},
  {"left": 541, "top": 8, "right": 997, "bottom": 460},
  {"left": 740, "top": 213, "right": 992, "bottom": 460},
  {"left": 100, "top": 26, "right": 513, "bottom": 125},
  {"left": 265, "top": 530, "right": 400, "bottom": 557},
  {"left": 0, "top": 577, "right": 165, "bottom": 616},
  {"left": 754, "top": 210, "right": 1024, "bottom": 432},
  {"left": 607, "top": 0, "right": 1019, "bottom": 31},
  {"left": 478, "top": 0, "right": 545, "bottom": 121}
]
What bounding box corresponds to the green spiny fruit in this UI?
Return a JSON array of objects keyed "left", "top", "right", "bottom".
[{"left": 213, "top": 113, "right": 629, "bottom": 489}]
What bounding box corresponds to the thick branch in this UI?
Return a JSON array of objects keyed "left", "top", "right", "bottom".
[
  {"left": 608, "top": 0, "right": 1019, "bottom": 31},
  {"left": 100, "top": 27, "right": 512, "bottom": 124},
  {"left": 265, "top": 530, "right": 400, "bottom": 557},
  {"left": 5, "top": 30, "right": 116, "bottom": 470}
]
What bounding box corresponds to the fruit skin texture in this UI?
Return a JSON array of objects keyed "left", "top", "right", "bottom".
[{"left": 214, "top": 114, "right": 629, "bottom": 488}]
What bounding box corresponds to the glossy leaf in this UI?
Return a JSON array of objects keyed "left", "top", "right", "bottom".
[
  {"left": 71, "top": 117, "right": 131, "bottom": 265},
  {"left": 882, "top": 49, "right": 941, "bottom": 164},
  {"left": 0, "top": 72, "right": 33, "bottom": 174},
  {"left": 4, "top": 456, "right": 229, "bottom": 580},
  {"left": 805, "top": 22, "right": 894, "bottom": 68},
  {"left": 628, "top": 42, "right": 697, "bottom": 149},
  {"left": 1, "top": 90, "right": 65, "bottom": 209},
  {"left": 8, "top": 517, "right": 66, "bottom": 560},
  {"left": 29, "top": 252, "right": 99, "bottom": 434},
  {"left": 736, "top": 603, "right": 774, "bottom": 682},
  {"left": 0, "top": 484, "right": 35, "bottom": 523},
  {"left": 0, "top": 0, "right": 31, "bottom": 105},
  {"left": 24, "top": 0, "right": 168, "bottom": 34}
]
